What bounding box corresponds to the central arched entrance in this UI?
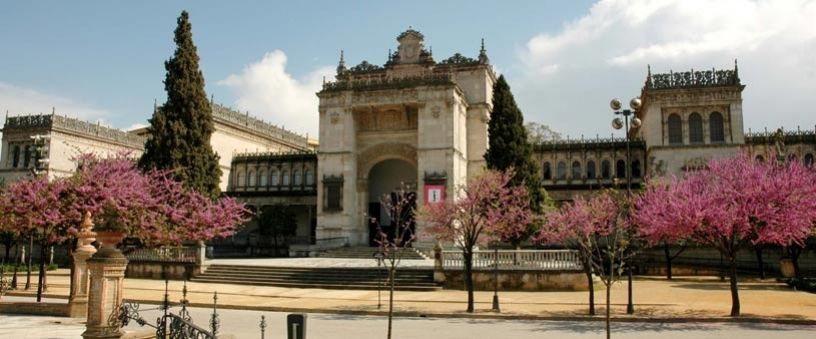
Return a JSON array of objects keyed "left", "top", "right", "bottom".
[{"left": 367, "top": 158, "right": 416, "bottom": 246}]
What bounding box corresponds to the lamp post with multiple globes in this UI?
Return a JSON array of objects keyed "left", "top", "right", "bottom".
[{"left": 609, "top": 97, "right": 641, "bottom": 315}]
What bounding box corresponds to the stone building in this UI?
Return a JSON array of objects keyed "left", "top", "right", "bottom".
[
  {"left": 537, "top": 63, "right": 814, "bottom": 203},
  {"left": 0, "top": 113, "right": 145, "bottom": 183},
  {"left": 314, "top": 28, "right": 495, "bottom": 246},
  {"left": 0, "top": 103, "right": 312, "bottom": 190}
]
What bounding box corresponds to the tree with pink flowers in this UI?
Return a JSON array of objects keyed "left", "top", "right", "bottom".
[
  {"left": 0, "top": 153, "right": 248, "bottom": 301},
  {"left": 418, "top": 170, "right": 533, "bottom": 313},
  {"left": 633, "top": 154, "right": 816, "bottom": 317},
  {"left": 536, "top": 190, "right": 635, "bottom": 339}
]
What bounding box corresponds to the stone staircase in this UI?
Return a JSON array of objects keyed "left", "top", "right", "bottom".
[
  {"left": 191, "top": 265, "right": 440, "bottom": 291},
  {"left": 317, "top": 246, "right": 427, "bottom": 260}
]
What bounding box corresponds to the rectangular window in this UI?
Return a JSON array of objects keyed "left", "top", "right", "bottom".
[{"left": 326, "top": 185, "right": 341, "bottom": 211}]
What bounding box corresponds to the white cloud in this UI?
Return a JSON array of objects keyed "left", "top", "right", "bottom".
[
  {"left": 0, "top": 82, "right": 110, "bottom": 121},
  {"left": 218, "top": 50, "right": 334, "bottom": 138},
  {"left": 515, "top": 0, "right": 816, "bottom": 138}
]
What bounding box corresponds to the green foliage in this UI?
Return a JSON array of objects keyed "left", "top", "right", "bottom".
[
  {"left": 0, "top": 263, "right": 57, "bottom": 272},
  {"left": 786, "top": 278, "right": 816, "bottom": 293},
  {"left": 139, "top": 10, "right": 222, "bottom": 199},
  {"left": 258, "top": 205, "right": 298, "bottom": 239},
  {"left": 484, "top": 75, "right": 545, "bottom": 214}
]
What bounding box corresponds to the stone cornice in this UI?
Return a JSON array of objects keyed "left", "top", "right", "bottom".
[
  {"left": 211, "top": 103, "right": 310, "bottom": 149},
  {"left": 3, "top": 114, "right": 145, "bottom": 149}
]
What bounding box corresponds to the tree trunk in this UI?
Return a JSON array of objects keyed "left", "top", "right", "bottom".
[
  {"left": 663, "top": 243, "right": 673, "bottom": 280},
  {"left": 605, "top": 280, "right": 611, "bottom": 339},
  {"left": 387, "top": 266, "right": 395, "bottom": 339},
  {"left": 754, "top": 246, "right": 765, "bottom": 280},
  {"left": 11, "top": 243, "right": 19, "bottom": 289},
  {"left": 463, "top": 250, "right": 475, "bottom": 313},
  {"left": 68, "top": 239, "right": 75, "bottom": 299},
  {"left": 25, "top": 235, "right": 33, "bottom": 290},
  {"left": 36, "top": 242, "right": 46, "bottom": 302},
  {"left": 3, "top": 243, "right": 9, "bottom": 261},
  {"left": 728, "top": 256, "right": 740, "bottom": 317},
  {"left": 788, "top": 246, "right": 802, "bottom": 279},
  {"left": 582, "top": 257, "right": 595, "bottom": 315}
]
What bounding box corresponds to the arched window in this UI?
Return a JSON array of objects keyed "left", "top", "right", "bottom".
[
  {"left": 755, "top": 155, "right": 765, "bottom": 163},
  {"left": 12, "top": 145, "right": 20, "bottom": 168},
  {"left": 586, "top": 160, "right": 596, "bottom": 179},
  {"left": 294, "top": 169, "right": 302, "bottom": 186},
  {"left": 689, "top": 113, "right": 703, "bottom": 144},
  {"left": 632, "top": 160, "right": 641, "bottom": 178},
  {"left": 236, "top": 171, "right": 246, "bottom": 187},
  {"left": 788, "top": 154, "right": 798, "bottom": 163},
  {"left": 270, "top": 170, "right": 279, "bottom": 186},
  {"left": 305, "top": 169, "right": 314, "bottom": 185},
  {"left": 709, "top": 112, "right": 725, "bottom": 142},
  {"left": 668, "top": 114, "right": 683, "bottom": 144},
  {"left": 259, "top": 170, "right": 268, "bottom": 186},
  {"left": 248, "top": 170, "right": 256, "bottom": 186},
  {"left": 556, "top": 162, "right": 567, "bottom": 180},
  {"left": 616, "top": 159, "right": 626, "bottom": 179},
  {"left": 805, "top": 154, "right": 814, "bottom": 167},
  {"left": 571, "top": 161, "right": 581, "bottom": 179},
  {"left": 282, "top": 170, "right": 290, "bottom": 186},
  {"left": 23, "top": 145, "right": 31, "bottom": 168},
  {"left": 601, "top": 160, "right": 611, "bottom": 179},
  {"left": 542, "top": 162, "right": 552, "bottom": 180}
]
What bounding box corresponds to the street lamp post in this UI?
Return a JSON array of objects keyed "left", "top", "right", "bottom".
[{"left": 610, "top": 97, "right": 641, "bottom": 315}]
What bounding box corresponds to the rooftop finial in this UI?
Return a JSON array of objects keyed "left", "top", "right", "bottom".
[
  {"left": 210, "top": 94, "right": 214, "bottom": 104},
  {"left": 52, "top": 107, "right": 55, "bottom": 115},
  {"left": 478, "top": 38, "right": 489, "bottom": 64},
  {"left": 336, "top": 50, "right": 347, "bottom": 75},
  {"left": 388, "top": 48, "right": 392, "bottom": 62},
  {"left": 153, "top": 98, "right": 158, "bottom": 113}
]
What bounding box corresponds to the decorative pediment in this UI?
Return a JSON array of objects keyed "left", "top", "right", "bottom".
[
  {"left": 424, "top": 171, "right": 447, "bottom": 184},
  {"left": 322, "top": 174, "right": 345, "bottom": 184}
]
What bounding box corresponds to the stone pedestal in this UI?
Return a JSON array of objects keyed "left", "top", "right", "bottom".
[
  {"left": 69, "top": 212, "right": 97, "bottom": 318},
  {"left": 433, "top": 243, "right": 445, "bottom": 284},
  {"left": 82, "top": 231, "right": 128, "bottom": 339}
]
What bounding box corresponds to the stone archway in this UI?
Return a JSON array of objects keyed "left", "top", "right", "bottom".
[{"left": 364, "top": 157, "right": 417, "bottom": 246}]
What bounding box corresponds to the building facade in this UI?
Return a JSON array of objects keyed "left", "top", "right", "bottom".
[{"left": 313, "top": 29, "right": 495, "bottom": 246}]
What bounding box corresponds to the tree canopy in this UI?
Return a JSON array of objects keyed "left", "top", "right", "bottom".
[{"left": 139, "top": 10, "right": 221, "bottom": 199}]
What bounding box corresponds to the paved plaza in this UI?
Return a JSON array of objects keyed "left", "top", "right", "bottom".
[
  {"left": 1, "top": 305, "right": 814, "bottom": 339},
  {"left": 5, "top": 262, "right": 816, "bottom": 322}
]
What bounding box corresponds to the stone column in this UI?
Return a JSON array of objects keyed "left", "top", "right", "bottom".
[
  {"left": 433, "top": 242, "right": 446, "bottom": 284},
  {"left": 69, "top": 212, "right": 97, "bottom": 318},
  {"left": 82, "top": 231, "right": 128, "bottom": 339}
]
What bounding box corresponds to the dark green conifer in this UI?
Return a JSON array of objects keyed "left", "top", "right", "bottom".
[
  {"left": 484, "top": 75, "right": 545, "bottom": 213},
  {"left": 140, "top": 10, "right": 221, "bottom": 199}
]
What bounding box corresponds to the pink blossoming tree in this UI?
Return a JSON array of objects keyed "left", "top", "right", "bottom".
[
  {"left": 633, "top": 154, "right": 816, "bottom": 316},
  {"left": 536, "top": 190, "right": 635, "bottom": 339},
  {"left": 418, "top": 170, "right": 533, "bottom": 313}
]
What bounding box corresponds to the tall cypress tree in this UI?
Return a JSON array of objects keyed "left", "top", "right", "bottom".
[
  {"left": 139, "top": 11, "right": 221, "bottom": 199},
  {"left": 484, "top": 75, "right": 545, "bottom": 214}
]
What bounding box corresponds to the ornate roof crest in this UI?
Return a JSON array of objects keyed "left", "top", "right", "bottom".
[{"left": 397, "top": 27, "right": 424, "bottom": 41}]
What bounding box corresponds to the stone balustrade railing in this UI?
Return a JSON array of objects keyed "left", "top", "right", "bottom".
[
  {"left": 126, "top": 246, "right": 200, "bottom": 263},
  {"left": 440, "top": 249, "right": 582, "bottom": 271}
]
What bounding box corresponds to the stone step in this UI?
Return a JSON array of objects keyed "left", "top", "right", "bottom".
[
  {"left": 317, "top": 246, "right": 427, "bottom": 260},
  {"left": 193, "top": 264, "right": 440, "bottom": 291}
]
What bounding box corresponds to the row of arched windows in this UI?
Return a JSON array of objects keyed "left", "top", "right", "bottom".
[
  {"left": 543, "top": 159, "right": 641, "bottom": 181},
  {"left": 667, "top": 112, "right": 725, "bottom": 144},
  {"left": 234, "top": 168, "right": 315, "bottom": 188}
]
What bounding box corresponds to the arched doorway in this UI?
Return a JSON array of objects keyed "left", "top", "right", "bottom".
[{"left": 367, "top": 158, "right": 416, "bottom": 246}]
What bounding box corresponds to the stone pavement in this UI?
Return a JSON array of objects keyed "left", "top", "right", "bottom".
[
  {"left": 4, "top": 264, "right": 816, "bottom": 323},
  {"left": 3, "top": 305, "right": 815, "bottom": 339}
]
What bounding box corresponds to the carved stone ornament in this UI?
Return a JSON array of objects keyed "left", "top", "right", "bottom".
[
  {"left": 431, "top": 106, "right": 441, "bottom": 118},
  {"left": 330, "top": 112, "right": 340, "bottom": 124}
]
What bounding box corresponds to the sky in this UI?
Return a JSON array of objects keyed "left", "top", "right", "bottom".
[{"left": 1, "top": 0, "right": 814, "bottom": 140}]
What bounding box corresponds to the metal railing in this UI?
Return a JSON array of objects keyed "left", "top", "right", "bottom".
[
  {"left": 126, "top": 246, "right": 198, "bottom": 263},
  {"left": 441, "top": 249, "right": 582, "bottom": 270}
]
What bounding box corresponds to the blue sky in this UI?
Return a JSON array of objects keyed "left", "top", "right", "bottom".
[{"left": 1, "top": 1, "right": 815, "bottom": 138}]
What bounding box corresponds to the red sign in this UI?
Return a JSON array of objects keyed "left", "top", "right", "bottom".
[{"left": 424, "top": 184, "right": 445, "bottom": 204}]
